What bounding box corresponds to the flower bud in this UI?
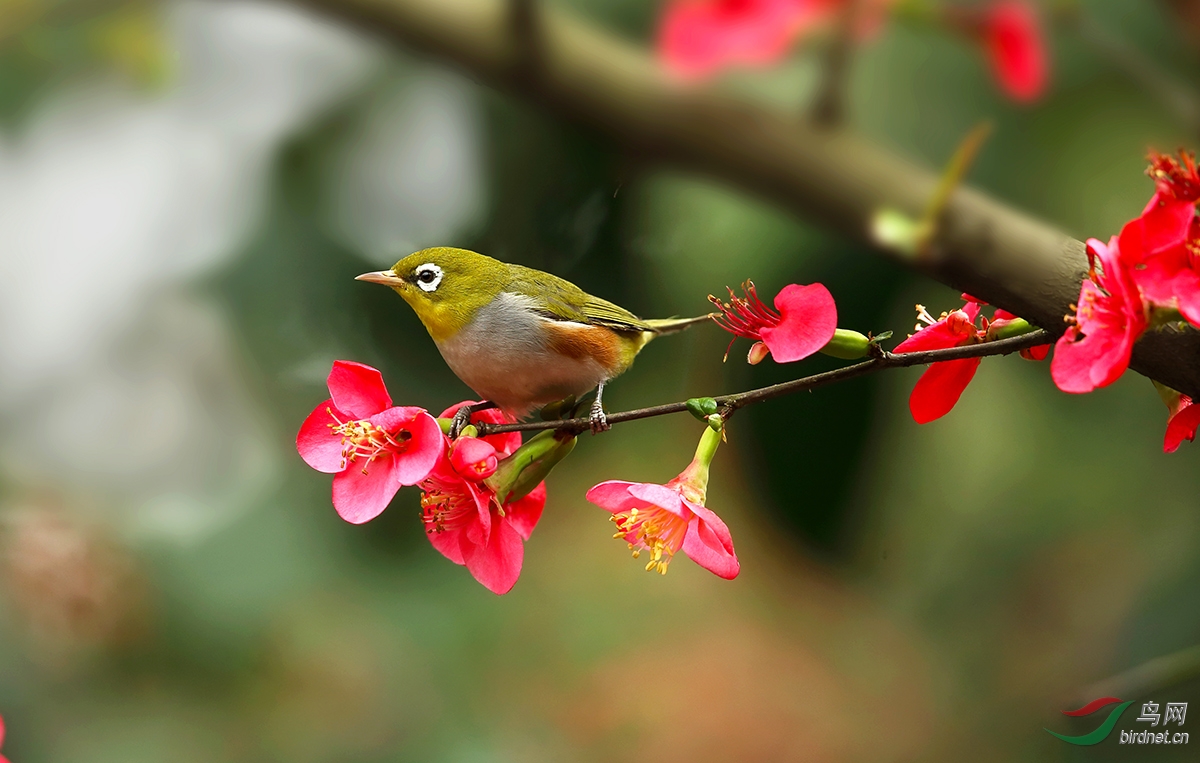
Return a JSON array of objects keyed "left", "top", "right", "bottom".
[
  {"left": 746, "top": 341, "right": 770, "bottom": 365},
  {"left": 986, "top": 315, "right": 1034, "bottom": 341},
  {"left": 450, "top": 436, "right": 498, "bottom": 481},
  {"left": 485, "top": 429, "right": 577, "bottom": 504},
  {"left": 819, "top": 328, "right": 871, "bottom": 359}
]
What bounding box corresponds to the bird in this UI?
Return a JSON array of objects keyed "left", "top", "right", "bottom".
[{"left": 355, "top": 247, "right": 711, "bottom": 433}]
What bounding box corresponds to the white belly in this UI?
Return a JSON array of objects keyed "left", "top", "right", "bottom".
[{"left": 435, "top": 292, "right": 609, "bottom": 417}]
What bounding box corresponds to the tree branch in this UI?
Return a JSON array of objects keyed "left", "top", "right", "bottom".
[
  {"left": 811, "top": 0, "right": 860, "bottom": 126},
  {"left": 1076, "top": 643, "right": 1200, "bottom": 707},
  {"left": 474, "top": 330, "right": 1052, "bottom": 436},
  {"left": 293, "top": 0, "right": 1200, "bottom": 398}
]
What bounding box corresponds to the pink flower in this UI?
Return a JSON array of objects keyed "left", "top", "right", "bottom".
[
  {"left": 420, "top": 434, "right": 545, "bottom": 595},
  {"left": 297, "top": 361, "right": 443, "bottom": 524},
  {"left": 1052, "top": 236, "right": 1149, "bottom": 393},
  {"left": 0, "top": 713, "right": 8, "bottom": 763},
  {"left": 587, "top": 481, "right": 738, "bottom": 579},
  {"left": 710, "top": 280, "right": 837, "bottom": 364},
  {"left": 657, "top": 0, "right": 825, "bottom": 80},
  {"left": 984, "top": 0, "right": 1048, "bottom": 103},
  {"left": 438, "top": 400, "right": 522, "bottom": 457},
  {"left": 586, "top": 426, "right": 738, "bottom": 579},
  {"left": 657, "top": 0, "right": 897, "bottom": 79}
]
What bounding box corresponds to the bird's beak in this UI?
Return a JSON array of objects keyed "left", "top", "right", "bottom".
[{"left": 355, "top": 270, "right": 406, "bottom": 287}]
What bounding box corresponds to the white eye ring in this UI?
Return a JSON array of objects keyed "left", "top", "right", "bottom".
[{"left": 414, "top": 263, "right": 443, "bottom": 292}]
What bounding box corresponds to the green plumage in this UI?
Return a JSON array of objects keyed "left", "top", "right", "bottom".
[{"left": 506, "top": 263, "right": 650, "bottom": 332}]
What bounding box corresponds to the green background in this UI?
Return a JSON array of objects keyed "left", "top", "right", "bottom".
[{"left": 0, "top": 0, "right": 1197, "bottom": 760}]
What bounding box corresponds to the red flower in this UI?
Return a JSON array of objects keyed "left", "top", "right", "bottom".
[
  {"left": 297, "top": 361, "right": 443, "bottom": 524},
  {"left": 586, "top": 425, "right": 738, "bottom": 579},
  {"left": 657, "top": 0, "right": 824, "bottom": 79},
  {"left": 1051, "top": 236, "right": 1148, "bottom": 393},
  {"left": 893, "top": 299, "right": 985, "bottom": 423},
  {"left": 1147, "top": 149, "right": 1200, "bottom": 204},
  {"left": 710, "top": 280, "right": 837, "bottom": 364},
  {"left": 657, "top": 0, "right": 897, "bottom": 79},
  {"left": 0, "top": 713, "right": 8, "bottom": 763},
  {"left": 1122, "top": 152, "right": 1200, "bottom": 325},
  {"left": 420, "top": 433, "right": 545, "bottom": 595},
  {"left": 892, "top": 296, "right": 1048, "bottom": 423},
  {"left": 983, "top": 0, "right": 1048, "bottom": 103},
  {"left": 1165, "top": 393, "right": 1200, "bottom": 453}
]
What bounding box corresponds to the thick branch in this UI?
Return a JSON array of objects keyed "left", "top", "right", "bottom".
[
  {"left": 476, "top": 330, "right": 1052, "bottom": 436},
  {"left": 295, "top": 0, "right": 1200, "bottom": 397}
]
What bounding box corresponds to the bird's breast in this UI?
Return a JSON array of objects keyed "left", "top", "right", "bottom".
[{"left": 434, "top": 292, "right": 632, "bottom": 416}]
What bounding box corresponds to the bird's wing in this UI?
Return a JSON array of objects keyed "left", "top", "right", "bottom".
[{"left": 507, "top": 264, "right": 650, "bottom": 332}]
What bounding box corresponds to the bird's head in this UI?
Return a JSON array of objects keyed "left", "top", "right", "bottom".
[{"left": 356, "top": 247, "right": 508, "bottom": 342}]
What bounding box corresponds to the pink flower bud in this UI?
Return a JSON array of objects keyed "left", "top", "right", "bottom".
[
  {"left": 746, "top": 341, "right": 770, "bottom": 365},
  {"left": 450, "top": 436, "right": 499, "bottom": 481}
]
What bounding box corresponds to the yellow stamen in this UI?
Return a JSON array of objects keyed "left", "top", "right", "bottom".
[{"left": 610, "top": 504, "right": 688, "bottom": 575}]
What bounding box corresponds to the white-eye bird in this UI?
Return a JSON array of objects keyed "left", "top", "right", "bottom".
[{"left": 356, "top": 247, "right": 710, "bottom": 431}]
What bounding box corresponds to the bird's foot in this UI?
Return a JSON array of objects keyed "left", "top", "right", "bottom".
[
  {"left": 449, "top": 406, "right": 474, "bottom": 439},
  {"left": 589, "top": 401, "right": 610, "bottom": 434}
]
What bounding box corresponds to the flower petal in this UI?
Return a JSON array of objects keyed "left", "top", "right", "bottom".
[
  {"left": 627, "top": 482, "right": 690, "bottom": 518},
  {"left": 463, "top": 517, "right": 525, "bottom": 594},
  {"left": 296, "top": 399, "right": 350, "bottom": 473},
  {"left": 327, "top": 360, "right": 392, "bottom": 419},
  {"left": 682, "top": 503, "right": 740, "bottom": 580},
  {"left": 909, "top": 357, "right": 982, "bottom": 424},
  {"left": 1020, "top": 343, "right": 1051, "bottom": 361},
  {"left": 1050, "top": 297, "right": 1138, "bottom": 394},
  {"left": 1165, "top": 399, "right": 1200, "bottom": 453},
  {"left": 1139, "top": 196, "right": 1194, "bottom": 255},
  {"left": 370, "top": 407, "right": 445, "bottom": 485},
  {"left": 585, "top": 481, "right": 643, "bottom": 513},
  {"left": 893, "top": 319, "right": 971, "bottom": 354},
  {"left": 506, "top": 482, "right": 546, "bottom": 541},
  {"left": 0, "top": 713, "right": 5, "bottom": 748},
  {"left": 1174, "top": 269, "right": 1200, "bottom": 328},
  {"left": 427, "top": 525, "right": 467, "bottom": 565},
  {"left": 759, "top": 283, "right": 838, "bottom": 363},
  {"left": 331, "top": 456, "right": 402, "bottom": 524},
  {"left": 656, "top": 0, "right": 825, "bottom": 80},
  {"left": 450, "top": 436, "right": 499, "bottom": 481},
  {"left": 986, "top": 0, "right": 1048, "bottom": 103}
]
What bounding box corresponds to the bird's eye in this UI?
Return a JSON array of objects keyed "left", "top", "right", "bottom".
[{"left": 413, "top": 263, "right": 443, "bottom": 293}]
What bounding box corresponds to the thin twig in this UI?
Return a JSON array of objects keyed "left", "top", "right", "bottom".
[
  {"left": 475, "top": 329, "right": 1052, "bottom": 436},
  {"left": 1076, "top": 644, "right": 1200, "bottom": 706}
]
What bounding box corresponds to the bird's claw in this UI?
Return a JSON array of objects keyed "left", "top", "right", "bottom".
[
  {"left": 589, "top": 404, "right": 610, "bottom": 434},
  {"left": 449, "top": 406, "right": 474, "bottom": 439}
]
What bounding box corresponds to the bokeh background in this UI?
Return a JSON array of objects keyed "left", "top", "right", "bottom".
[{"left": 1, "top": 0, "right": 1199, "bottom": 760}]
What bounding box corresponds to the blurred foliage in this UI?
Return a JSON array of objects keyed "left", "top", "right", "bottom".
[
  {"left": 0, "top": 0, "right": 169, "bottom": 120},
  {"left": 1, "top": 0, "right": 1200, "bottom": 762}
]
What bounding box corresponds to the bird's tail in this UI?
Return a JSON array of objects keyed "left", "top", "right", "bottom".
[{"left": 643, "top": 314, "right": 716, "bottom": 336}]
